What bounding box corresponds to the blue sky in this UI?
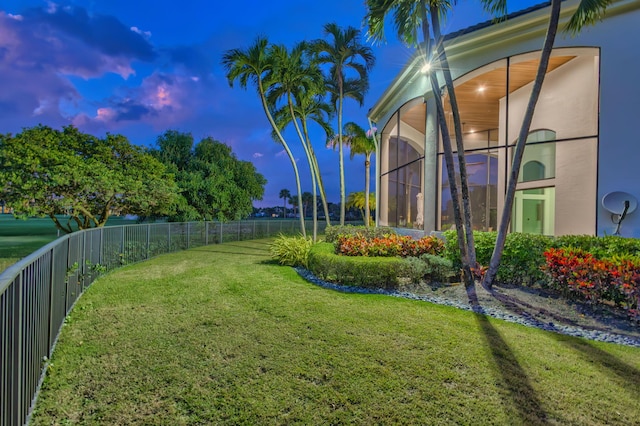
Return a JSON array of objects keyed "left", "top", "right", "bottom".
[{"left": 0, "top": 0, "right": 540, "bottom": 207}]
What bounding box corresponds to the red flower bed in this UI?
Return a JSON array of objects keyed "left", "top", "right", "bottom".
[
  {"left": 542, "top": 247, "right": 640, "bottom": 318},
  {"left": 336, "top": 234, "right": 443, "bottom": 258}
]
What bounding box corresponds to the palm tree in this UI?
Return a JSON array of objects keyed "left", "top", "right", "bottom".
[
  {"left": 365, "top": 0, "right": 478, "bottom": 302},
  {"left": 481, "top": 0, "right": 614, "bottom": 289},
  {"left": 311, "top": 23, "right": 375, "bottom": 226},
  {"left": 331, "top": 122, "right": 376, "bottom": 227},
  {"left": 270, "top": 52, "right": 335, "bottom": 230},
  {"left": 279, "top": 188, "right": 290, "bottom": 218},
  {"left": 346, "top": 191, "right": 376, "bottom": 224},
  {"left": 267, "top": 42, "right": 325, "bottom": 241},
  {"left": 222, "top": 37, "right": 306, "bottom": 237}
]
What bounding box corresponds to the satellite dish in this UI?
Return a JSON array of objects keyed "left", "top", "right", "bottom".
[{"left": 602, "top": 191, "right": 637, "bottom": 215}]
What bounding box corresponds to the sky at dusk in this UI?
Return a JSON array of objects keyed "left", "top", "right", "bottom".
[{"left": 1, "top": 0, "right": 541, "bottom": 208}]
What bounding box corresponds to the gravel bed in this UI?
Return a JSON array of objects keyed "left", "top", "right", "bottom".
[{"left": 295, "top": 267, "right": 640, "bottom": 348}]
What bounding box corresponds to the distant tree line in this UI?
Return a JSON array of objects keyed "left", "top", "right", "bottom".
[{"left": 0, "top": 125, "right": 266, "bottom": 233}]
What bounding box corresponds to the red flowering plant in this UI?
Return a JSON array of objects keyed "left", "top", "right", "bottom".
[
  {"left": 609, "top": 257, "right": 640, "bottom": 319},
  {"left": 542, "top": 248, "right": 640, "bottom": 318},
  {"left": 336, "top": 234, "right": 443, "bottom": 258},
  {"left": 541, "top": 248, "right": 608, "bottom": 303}
]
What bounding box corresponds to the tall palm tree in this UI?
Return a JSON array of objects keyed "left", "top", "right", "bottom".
[
  {"left": 222, "top": 37, "right": 307, "bottom": 237},
  {"left": 271, "top": 69, "right": 334, "bottom": 228},
  {"left": 311, "top": 23, "right": 375, "bottom": 226},
  {"left": 366, "top": 0, "right": 479, "bottom": 302},
  {"left": 481, "top": 0, "right": 613, "bottom": 289},
  {"left": 334, "top": 122, "right": 376, "bottom": 227},
  {"left": 267, "top": 42, "right": 325, "bottom": 241},
  {"left": 279, "top": 188, "right": 290, "bottom": 218}
]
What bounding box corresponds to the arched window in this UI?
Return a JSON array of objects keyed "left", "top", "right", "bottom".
[{"left": 518, "top": 129, "right": 556, "bottom": 183}]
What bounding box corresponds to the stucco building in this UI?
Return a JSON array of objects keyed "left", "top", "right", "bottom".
[{"left": 367, "top": 0, "right": 640, "bottom": 237}]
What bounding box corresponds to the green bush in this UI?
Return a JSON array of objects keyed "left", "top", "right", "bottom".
[
  {"left": 269, "top": 234, "right": 314, "bottom": 267},
  {"left": 324, "top": 225, "right": 396, "bottom": 243},
  {"left": 443, "top": 230, "right": 552, "bottom": 286},
  {"left": 420, "top": 254, "right": 458, "bottom": 283},
  {"left": 308, "top": 242, "right": 411, "bottom": 289},
  {"left": 552, "top": 234, "right": 640, "bottom": 258}
]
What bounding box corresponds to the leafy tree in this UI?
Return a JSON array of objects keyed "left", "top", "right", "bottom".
[
  {"left": 151, "top": 130, "right": 266, "bottom": 222},
  {"left": 311, "top": 23, "right": 375, "bottom": 226},
  {"left": 279, "top": 188, "right": 291, "bottom": 218},
  {"left": 223, "top": 37, "right": 307, "bottom": 236},
  {"left": 482, "top": 0, "right": 614, "bottom": 288},
  {"left": 0, "top": 125, "right": 178, "bottom": 233}
]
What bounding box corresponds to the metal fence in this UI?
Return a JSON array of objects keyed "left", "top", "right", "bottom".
[{"left": 0, "top": 219, "right": 322, "bottom": 426}]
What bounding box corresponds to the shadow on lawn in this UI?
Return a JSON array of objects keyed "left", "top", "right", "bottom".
[
  {"left": 474, "top": 313, "right": 552, "bottom": 425},
  {"left": 551, "top": 333, "right": 640, "bottom": 399}
]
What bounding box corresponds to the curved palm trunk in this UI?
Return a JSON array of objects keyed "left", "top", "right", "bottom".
[
  {"left": 338, "top": 82, "right": 346, "bottom": 226},
  {"left": 311, "top": 153, "right": 332, "bottom": 225},
  {"left": 430, "top": 75, "right": 476, "bottom": 303},
  {"left": 483, "top": 0, "right": 562, "bottom": 289},
  {"left": 287, "top": 95, "right": 318, "bottom": 241},
  {"left": 302, "top": 121, "right": 330, "bottom": 231},
  {"left": 430, "top": 7, "right": 477, "bottom": 270},
  {"left": 420, "top": 8, "right": 476, "bottom": 302},
  {"left": 364, "top": 154, "right": 371, "bottom": 227},
  {"left": 258, "top": 81, "right": 306, "bottom": 237}
]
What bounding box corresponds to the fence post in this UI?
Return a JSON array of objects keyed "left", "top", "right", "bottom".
[
  {"left": 145, "top": 224, "right": 150, "bottom": 259},
  {"left": 99, "top": 227, "right": 104, "bottom": 267},
  {"left": 205, "top": 222, "right": 209, "bottom": 246},
  {"left": 237, "top": 222, "right": 241, "bottom": 241},
  {"left": 168, "top": 223, "right": 172, "bottom": 252},
  {"left": 187, "top": 222, "right": 191, "bottom": 249},
  {"left": 219, "top": 222, "right": 223, "bottom": 244},
  {"left": 15, "top": 273, "right": 23, "bottom": 424},
  {"left": 48, "top": 248, "right": 56, "bottom": 353}
]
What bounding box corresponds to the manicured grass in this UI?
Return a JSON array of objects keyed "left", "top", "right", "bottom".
[
  {"left": 32, "top": 239, "right": 640, "bottom": 425},
  {"left": 0, "top": 214, "right": 137, "bottom": 270}
]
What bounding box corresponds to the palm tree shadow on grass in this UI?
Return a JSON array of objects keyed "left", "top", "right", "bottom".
[
  {"left": 550, "top": 333, "right": 640, "bottom": 398},
  {"left": 474, "top": 313, "right": 552, "bottom": 425}
]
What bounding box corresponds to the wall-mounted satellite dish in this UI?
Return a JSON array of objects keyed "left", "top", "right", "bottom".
[{"left": 602, "top": 191, "right": 637, "bottom": 235}]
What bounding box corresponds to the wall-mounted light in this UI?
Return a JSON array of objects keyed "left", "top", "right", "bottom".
[{"left": 421, "top": 63, "right": 431, "bottom": 74}]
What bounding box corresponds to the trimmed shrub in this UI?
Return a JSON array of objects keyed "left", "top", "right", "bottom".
[
  {"left": 443, "top": 230, "right": 552, "bottom": 286},
  {"left": 420, "top": 254, "right": 458, "bottom": 283},
  {"left": 269, "top": 234, "right": 314, "bottom": 267},
  {"left": 552, "top": 234, "right": 640, "bottom": 258},
  {"left": 308, "top": 242, "right": 412, "bottom": 289},
  {"left": 324, "top": 225, "right": 396, "bottom": 243},
  {"left": 336, "top": 234, "right": 443, "bottom": 258}
]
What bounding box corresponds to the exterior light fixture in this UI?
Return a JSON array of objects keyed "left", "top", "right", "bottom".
[
  {"left": 477, "top": 86, "right": 486, "bottom": 93},
  {"left": 421, "top": 63, "right": 431, "bottom": 74}
]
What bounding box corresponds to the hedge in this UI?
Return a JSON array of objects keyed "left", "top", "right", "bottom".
[{"left": 308, "top": 242, "right": 413, "bottom": 289}]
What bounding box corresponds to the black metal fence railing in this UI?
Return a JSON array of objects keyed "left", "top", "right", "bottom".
[{"left": 0, "top": 219, "right": 323, "bottom": 426}]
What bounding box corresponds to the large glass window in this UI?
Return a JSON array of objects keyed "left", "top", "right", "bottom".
[
  {"left": 380, "top": 99, "right": 426, "bottom": 228},
  {"left": 435, "top": 48, "right": 599, "bottom": 235},
  {"left": 440, "top": 151, "right": 498, "bottom": 231}
]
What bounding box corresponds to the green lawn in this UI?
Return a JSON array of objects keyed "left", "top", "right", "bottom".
[
  {"left": 0, "top": 214, "right": 137, "bottom": 269},
  {"left": 32, "top": 239, "right": 640, "bottom": 425}
]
